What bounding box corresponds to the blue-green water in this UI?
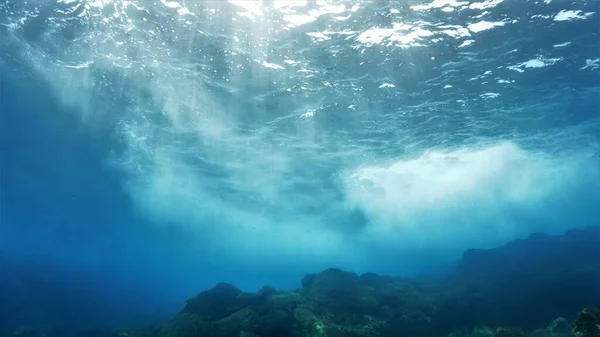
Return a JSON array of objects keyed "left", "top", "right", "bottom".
[{"left": 0, "top": 0, "right": 599, "bottom": 334}]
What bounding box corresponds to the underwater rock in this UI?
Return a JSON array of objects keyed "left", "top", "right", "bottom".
[
  {"left": 184, "top": 282, "right": 244, "bottom": 320},
  {"left": 183, "top": 282, "right": 275, "bottom": 323},
  {"left": 446, "top": 326, "right": 524, "bottom": 337},
  {"left": 147, "top": 268, "right": 436, "bottom": 337},
  {"left": 301, "top": 268, "right": 380, "bottom": 324},
  {"left": 8, "top": 226, "right": 600, "bottom": 337},
  {"left": 525, "top": 316, "right": 573, "bottom": 337},
  {"left": 299, "top": 268, "right": 436, "bottom": 336},
  {"left": 258, "top": 286, "right": 277, "bottom": 297},
  {"left": 458, "top": 225, "right": 600, "bottom": 281},
  {"left": 291, "top": 305, "right": 386, "bottom": 337},
  {"left": 470, "top": 326, "right": 494, "bottom": 337},
  {"left": 466, "top": 326, "right": 494, "bottom": 337},
  {"left": 266, "top": 291, "right": 306, "bottom": 313},
  {"left": 547, "top": 317, "right": 571, "bottom": 335},
  {"left": 301, "top": 268, "right": 363, "bottom": 315},
  {"left": 66, "top": 330, "right": 126, "bottom": 337},
  {"left": 528, "top": 329, "right": 553, "bottom": 337},
  {"left": 494, "top": 327, "right": 524, "bottom": 337},
  {"left": 150, "top": 282, "right": 300, "bottom": 337},
  {"left": 291, "top": 306, "right": 326, "bottom": 337},
  {"left": 239, "top": 332, "right": 259, "bottom": 337},
  {"left": 302, "top": 269, "right": 378, "bottom": 321},
  {"left": 449, "top": 225, "right": 600, "bottom": 332},
  {"left": 124, "top": 263, "right": 599, "bottom": 337},
  {"left": 573, "top": 308, "right": 600, "bottom": 337}
]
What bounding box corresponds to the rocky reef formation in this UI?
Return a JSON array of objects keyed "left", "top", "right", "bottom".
[
  {"left": 3, "top": 226, "right": 599, "bottom": 337},
  {"left": 144, "top": 268, "right": 438, "bottom": 337},
  {"left": 443, "top": 225, "right": 600, "bottom": 333},
  {"left": 5, "top": 283, "right": 597, "bottom": 337},
  {"left": 123, "top": 266, "right": 596, "bottom": 337},
  {"left": 573, "top": 308, "right": 600, "bottom": 337}
]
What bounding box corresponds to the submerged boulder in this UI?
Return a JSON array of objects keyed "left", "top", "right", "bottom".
[
  {"left": 493, "top": 327, "right": 524, "bottom": 337},
  {"left": 547, "top": 317, "right": 571, "bottom": 335},
  {"left": 573, "top": 308, "right": 600, "bottom": 337},
  {"left": 301, "top": 268, "right": 382, "bottom": 321},
  {"left": 184, "top": 282, "right": 244, "bottom": 320},
  {"left": 299, "top": 268, "right": 437, "bottom": 336},
  {"left": 449, "top": 326, "right": 494, "bottom": 337},
  {"left": 170, "top": 282, "right": 295, "bottom": 337},
  {"left": 10, "top": 223, "right": 600, "bottom": 337},
  {"left": 183, "top": 282, "right": 275, "bottom": 322},
  {"left": 528, "top": 329, "right": 553, "bottom": 337}
]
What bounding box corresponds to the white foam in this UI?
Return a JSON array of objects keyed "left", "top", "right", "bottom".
[{"left": 343, "top": 142, "right": 600, "bottom": 256}]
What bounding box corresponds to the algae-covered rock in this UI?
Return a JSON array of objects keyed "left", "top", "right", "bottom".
[
  {"left": 291, "top": 305, "right": 385, "bottom": 337},
  {"left": 299, "top": 268, "right": 436, "bottom": 336},
  {"left": 184, "top": 282, "right": 243, "bottom": 320},
  {"left": 301, "top": 268, "right": 363, "bottom": 316},
  {"left": 258, "top": 286, "right": 277, "bottom": 298},
  {"left": 255, "top": 309, "right": 293, "bottom": 336},
  {"left": 453, "top": 226, "right": 600, "bottom": 333},
  {"left": 573, "top": 308, "right": 600, "bottom": 337},
  {"left": 141, "top": 282, "right": 299, "bottom": 337},
  {"left": 446, "top": 315, "right": 574, "bottom": 337},
  {"left": 28, "top": 265, "right": 595, "bottom": 337},
  {"left": 547, "top": 317, "right": 571, "bottom": 335},
  {"left": 528, "top": 329, "right": 553, "bottom": 337},
  {"left": 162, "top": 311, "right": 216, "bottom": 337},
  {"left": 470, "top": 326, "right": 494, "bottom": 337},
  {"left": 292, "top": 306, "right": 323, "bottom": 337},
  {"left": 239, "top": 332, "right": 259, "bottom": 337},
  {"left": 446, "top": 326, "right": 494, "bottom": 337},
  {"left": 267, "top": 291, "right": 306, "bottom": 313},
  {"left": 494, "top": 327, "right": 525, "bottom": 337}
]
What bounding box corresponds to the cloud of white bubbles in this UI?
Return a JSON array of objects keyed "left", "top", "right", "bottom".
[
  {"left": 343, "top": 142, "right": 600, "bottom": 264},
  {"left": 9, "top": 0, "right": 600, "bottom": 275}
]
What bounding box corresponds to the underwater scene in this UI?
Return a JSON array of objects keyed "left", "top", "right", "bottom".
[{"left": 0, "top": 0, "right": 599, "bottom": 336}]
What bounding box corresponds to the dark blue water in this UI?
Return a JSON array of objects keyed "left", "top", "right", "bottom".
[{"left": 0, "top": 0, "right": 599, "bottom": 334}]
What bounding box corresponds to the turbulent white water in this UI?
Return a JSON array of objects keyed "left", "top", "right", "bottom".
[{"left": 1, "top": 0, "right": 598, "bottom": 273}]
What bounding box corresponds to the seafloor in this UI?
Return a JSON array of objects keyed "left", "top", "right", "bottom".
[{"left": 3, "top": 226, "right": 600, "bottom": 337}]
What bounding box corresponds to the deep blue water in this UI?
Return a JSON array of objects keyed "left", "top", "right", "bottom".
[{"left": 0, "top": 0, "right": 599, "bottom": 333}]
